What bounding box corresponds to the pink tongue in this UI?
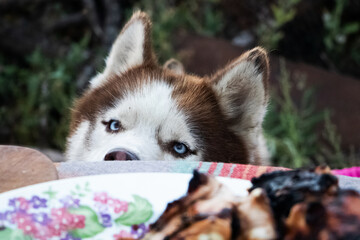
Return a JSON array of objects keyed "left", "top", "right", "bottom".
[{"left": 115, "top": 151, "right": 127, "bottom": 160}]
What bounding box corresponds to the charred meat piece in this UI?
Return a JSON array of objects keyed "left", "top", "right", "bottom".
[
  {"left": 144, "top": 170, "right": 276, "bottom": 240},
  {"left": 249, "top": 167, "right": 338, "bottom": 237},
  {"left": 144, "top": 170, "right": 236, "bottom": 240},
  {"left": 284, "top": 189, "right": 360, "bottom": 240}
]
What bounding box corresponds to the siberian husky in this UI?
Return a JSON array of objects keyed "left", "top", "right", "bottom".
[{"left": 66, "top": 11, "right": 270, "bottom": 165}]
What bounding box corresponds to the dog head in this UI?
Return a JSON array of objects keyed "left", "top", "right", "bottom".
[{"left": 66, "top": 11, "right": 270, "bottom": 164}]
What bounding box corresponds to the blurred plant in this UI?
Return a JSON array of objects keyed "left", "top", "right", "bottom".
[
  {"left": 322, "top": 0, "right": 360, "bottom": 61},
  {"left": 133, "top": 0, "right": 223, "bottom": 62},
  {"left": 176, "top": 0, "right": 224, "bottom": 37},
  {"left": 256, "top": 0, "right": 301, "bottom": 50},
  {"left": 0, "top": 37, "right": 89, "bottom": 150},
  {"left": 318, "top": 112, "right": 359, "bottom": 168},
  {"left": 317, "top": 112, "right": 345, "bottom": 167},
  {"left": 264, "top": 59, "right": 322, "bottom": 167},
  {"left": 264, "top": 59, "right": 351, "bottom": 168}
]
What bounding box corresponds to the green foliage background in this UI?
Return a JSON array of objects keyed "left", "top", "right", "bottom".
[{"left": 0, "top": 38, "right": 88, "bottom": 150}]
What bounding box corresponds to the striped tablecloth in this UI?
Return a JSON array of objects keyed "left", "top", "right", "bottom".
[
  {"left": 55, "top": 161, "right": 289, "bottom": 180},
  {"left": 55, "top": 161, "right": 360, "bottom": 192}
]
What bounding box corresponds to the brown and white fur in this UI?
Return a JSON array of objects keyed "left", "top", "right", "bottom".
[{"left": 66, "top": 11, "right": 270, "bottom": 165}]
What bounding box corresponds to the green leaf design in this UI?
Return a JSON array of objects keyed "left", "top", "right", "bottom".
[
  {"left": 115, "top": 195, "right": 153, "bottom": 226},
  {"left": 84, "top": 182, "right": 91, "bottom": 192},
  {"left": 0, "top": 228, "right": 32, "bottom": 240},
  {"left": 43, "top": 187, "right": 57, "bottom": 200},
  {"left": 69, "top": 206, "right": 105, "bottom": 238}
]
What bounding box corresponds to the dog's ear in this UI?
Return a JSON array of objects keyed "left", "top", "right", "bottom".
[
  {"left": 210, "top": 47, "right": 269, "bottom": 129},
  {"left": 209, "top": 47, "right": 270, "bottom": 162},
  {"left": 104, "top": 11, "right": 156, "bottom": 74},
  {"left": 90, "top": 11, "right": 156, "bottom": 88},
  {"left": 163, "top": 58, "right": 185, "bottom": 75}
]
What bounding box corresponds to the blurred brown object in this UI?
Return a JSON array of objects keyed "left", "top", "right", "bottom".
[
  {"left": 0, "top": 145, "right": 58, "bottom": 193},
  {"left": 176, "top": 34, "right": 360, "bottom": 150},
  {"left": 284, "top": 190, "right": 360, "bottom": 240}
]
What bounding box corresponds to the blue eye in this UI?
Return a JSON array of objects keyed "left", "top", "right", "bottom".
[
  {"left": 173, "top": 142, "right": 188, "bottom": 155},
  {"left": 110, "top": 120, "right": 120, "bottom": 131},
  {"left": 102, "top": 119, "right": 121, "bottom": 133}
]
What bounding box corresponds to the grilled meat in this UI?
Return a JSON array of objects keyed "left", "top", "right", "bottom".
[
  {"left": 143, "top": 167, "right": 360, "bottom": 240},
  {"left": 144, "top": 170, "right": 276, "bottom": 240},
  {"left": 249, "top": 166, "right": 339, "bottom": 237}
]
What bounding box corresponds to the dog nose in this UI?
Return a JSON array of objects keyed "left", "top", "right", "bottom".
[{"left": 104, "top": 149, "right": 139, "bottom": 161}]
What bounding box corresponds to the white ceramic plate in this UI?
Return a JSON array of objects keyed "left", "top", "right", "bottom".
[{"left": 0, "top": 173, "right": 251, "bottom": 240}]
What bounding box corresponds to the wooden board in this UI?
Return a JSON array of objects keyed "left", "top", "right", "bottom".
[{"left": 0, "top": 145, "right": 58, "bottom": 193}]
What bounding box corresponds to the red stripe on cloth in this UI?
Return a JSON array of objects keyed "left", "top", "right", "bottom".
[
  {"left": 219, "top": 163, "right": 232, "bottom": 177},
  {"left": 197, "top": 162, "right": 203, "bottom": 170},
  {"left": 244, "top": 165, "right": 258, "bottom": 180},
  {"left": 230, "top": 164, "right": 247, "bottom": 179},
  {"left": 207, "top": 162, "right": 218, "bottom": 175},
  {"left": 228, "top": 164, "right": 289, "bottom": 180}
]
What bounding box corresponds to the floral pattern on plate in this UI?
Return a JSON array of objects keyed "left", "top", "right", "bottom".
[{"left": 0, "top": 182, "right": 153, "bottom": 240}]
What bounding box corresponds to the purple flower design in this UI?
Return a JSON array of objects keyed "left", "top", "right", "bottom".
[
  {"left": 100, "top": 213, "right": 112, "bottom": 228},
  {"left": 30, "top": 196, "right": 47, "bottom": 209},
  {"left": 0, "top": 211, "right": 16, "bottom": 224},
  {"left": 0, "top": 212, "right": 5, "bottom": 221},
  {"left": 8, "top": 197, "right": 30, "bottom": 211},
  {"left": 131, "top": 223, "right": 148, "bottom": 239},
  {"left": 60, "top": 233, "right": 81, "bottom": 240},
  {"left": 0, "top": 212, "right": 5, "bottom": 226},
  {"left": 8, "top": 198, "right": 17, "bottom": 208},
  {"left": 60, "top": 195, "right": 80, "bottom": 208},
  {"left": 31, "top": 212, "right": 51, "bottom": 225}
]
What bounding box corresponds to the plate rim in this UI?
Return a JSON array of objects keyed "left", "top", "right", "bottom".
[{"left": 0, "top": 172, "right": 251, "bottom": 197}]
